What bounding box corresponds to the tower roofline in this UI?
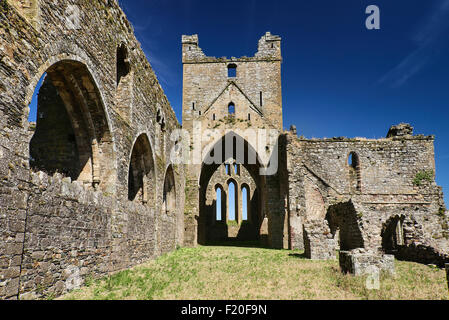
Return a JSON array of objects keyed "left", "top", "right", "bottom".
[{"left": 182, "top": 32, "right": 282, "bottom": 64}]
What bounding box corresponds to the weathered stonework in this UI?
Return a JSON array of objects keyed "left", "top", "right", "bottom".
[
  {"left": 0, "top": 0, "right": 184, "bottom": 299},
  {"left": 180, "top": 29, "right": 448, "bottom": 275},
  {"left": 303, "top": 220, "right": 336, "bottom": 260}
]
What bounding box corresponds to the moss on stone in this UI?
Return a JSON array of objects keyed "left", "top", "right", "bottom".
[
  {"left": 413, "top": 170, "right": 434, "bottom": 186},
  {"left": 0, "top": 0, "right": 9, "bottom": 14}
]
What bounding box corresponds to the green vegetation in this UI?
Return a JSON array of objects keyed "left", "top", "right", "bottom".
[
  {"left": 437, "top": 206, "right": 447, "bottom": 217},
  {"left": 413, "top": 170, "right": 434, "bottom": 186},
  {"left": 62, "top": 245, "right": 448, "bottom": 300},
  {"left": 224, "top": 115, "right": 236, "bottom": 125},
  {"left": 0, "top": 0, "right": 9, "bottom": 14}
]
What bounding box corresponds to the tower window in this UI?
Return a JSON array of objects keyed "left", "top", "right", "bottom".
[
  {"left": 213, "top": 114, "right": 216, "bottom": 121},
  {"left": 260, "top": 92, "right": 263, "bottom": 106},
  {"left": 227, "top": 64, "right": 237, "bottom": 78},
  {"left": 228, "top": 103, "right": 235, "bottom": 115}
]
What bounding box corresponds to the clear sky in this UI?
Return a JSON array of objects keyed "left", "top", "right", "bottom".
[{"left": 118, "top": 0, "right": 449, "bottom": 205}]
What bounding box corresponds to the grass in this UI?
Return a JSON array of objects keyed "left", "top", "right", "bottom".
[{"left": 61, "top": 245, "right": 448, "bottom": 300}]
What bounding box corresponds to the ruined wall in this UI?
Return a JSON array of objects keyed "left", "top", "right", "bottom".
[
  {"left": 0, "top": 0, "right": 184, "bottom": 299},
  {"left": 201, "top": 163, "right": 259, "bottom": 242},
  {"left": 285, "top": 127, "right": 449, "bottom": 264}
]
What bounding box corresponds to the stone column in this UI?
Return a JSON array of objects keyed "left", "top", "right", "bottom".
[
  {"left": 237, "top": 183, "right": 242, "bottom": 223},
  {"left": 446, "top": 263, "right": 449, "bottom": 291},
  {"left": 225, "top": 185, "right": 229, "bottom": 222}
]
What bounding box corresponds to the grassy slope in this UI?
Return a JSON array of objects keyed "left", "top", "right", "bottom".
[{"left": 62, "top": 246, "right": 448, "bottom": 300}]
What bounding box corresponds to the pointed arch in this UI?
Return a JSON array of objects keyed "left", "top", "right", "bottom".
[
  {"left": 381, "top": 215, "right": 406, "bottom": 253},
  {"left": 28, "top": 59, "right": 115, "bottom": 191},
  {"left": 198, "top": 131, "right": 268, "bottom": 244},
  {"left": 241, "top": 183, "right": 250, "bottom": 221},
  {"left": 215, "top": 184, "right": 226, "bottom": 221},
  {"left": 128, "top": 133, "right": 156, "bottom": 204}
]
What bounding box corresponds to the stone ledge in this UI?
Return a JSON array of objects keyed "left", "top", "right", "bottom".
[{"left": 339, "top": 249, "right": 395, "bottom": 276}]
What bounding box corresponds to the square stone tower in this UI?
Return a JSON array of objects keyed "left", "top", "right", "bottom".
[
  {"left": 181, "top": 32, "right": 283, "bottom": 132},
  {"left": 181, "top": 32, "right": 285, "bottom": 247}
]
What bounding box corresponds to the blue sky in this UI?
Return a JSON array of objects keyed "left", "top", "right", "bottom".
[{"left": 118, "top": 0, "right": 449, "bottom": 205}]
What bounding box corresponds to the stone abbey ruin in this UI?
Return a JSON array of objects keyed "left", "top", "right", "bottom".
[{"left": 0, "top": 0, "right": 448, "bottom": 299}]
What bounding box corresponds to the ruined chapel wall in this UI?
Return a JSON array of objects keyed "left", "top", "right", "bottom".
[
  {"left": 0, "top": 0, "right": 184, "bottom": 299},
  {"left": 290, "top": 136, "right": 437, "bottom": 195},
  {"left": 285, "top": 133, "right": 446, "bottom": 252}
]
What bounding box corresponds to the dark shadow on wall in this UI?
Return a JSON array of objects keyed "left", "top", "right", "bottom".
[
  {"left": 382, "top": 215, "right": 449, "bottom": 268},
  {"left": 29, "top": 77, "right": 82, "bottom": 180},
  {"left": 326, "top": 201, "right": 364, "bottom": 251}
]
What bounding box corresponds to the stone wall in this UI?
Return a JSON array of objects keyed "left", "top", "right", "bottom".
[
  {"left": 285, "top": 127, "right": 449, "bottom": 265},
  {"left": 303, "top": 220, "right": 336, "bottom": 260},
  {"left": 0, "top": 0, "right": 185, "bottom": 299}
]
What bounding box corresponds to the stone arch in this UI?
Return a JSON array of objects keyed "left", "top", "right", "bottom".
[
  {"left": 27, "top": 59, "right": 115, "bottom": 191},
  {"left": 227, "top": 178, "right": 239, "bottom": 222},
  {"left": 227, "top": 63, "right": 237, "bottom": 77},
  {"left": 163, "top": 164, "right": 176, "bottom": 215},
  {"left": 116, "top": 43, "right": 131, "bottom": 86},
  {"left": 348, "top": 152, "right": 362, "bottom": 192},
  {"left": 127, "top": 133, "right": 156, "bottom": 204},
  {"left": 228, "top": 102, "right": 236, "bottom": 115},
  {"left": 381, "top": 215, "right": 406, "bottom": 254},
  {"left": 198, "top": 131, "right": 267, "bottom": 244},
  {"left": 325, "top": 201, "right": 364, "bottom": 251}
]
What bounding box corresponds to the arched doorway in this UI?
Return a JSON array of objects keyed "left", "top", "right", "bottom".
[
  {"left": 325, "top": 201, "right": 364, "bottom": 251},
  {"left": 198, "top": 132, "right": 266, "bottom": 244},
  {"left": 28, "top": 60, "right": 115, "bottom": 191},
  {"left": 163, "top": 165, "right": 176, "bottom": 215}
]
